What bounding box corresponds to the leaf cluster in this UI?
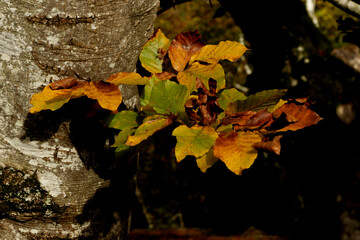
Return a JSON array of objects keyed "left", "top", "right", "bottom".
[{"left": 29, "top": 29, "right": 321, "bottom": 175}]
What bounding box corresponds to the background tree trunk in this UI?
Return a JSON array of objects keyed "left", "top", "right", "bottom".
[{"left": 0, "top": 0, "right": 159, "bottom": 239}]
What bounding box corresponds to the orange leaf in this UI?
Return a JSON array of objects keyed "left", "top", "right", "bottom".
[
  {"left": 272, "top": 103, "right": 322, "bottom": 132},
  {"left": 168, "top": 30, "right": 205, "bottom": 72},
  {"left": 83, "top": 81, "right": 122, "bottom": 111},
  {"left": 213, "top": 131, "right": 261, "bottom": 175}
]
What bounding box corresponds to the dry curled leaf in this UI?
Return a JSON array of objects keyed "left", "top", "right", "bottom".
[{"left": 253, "top": 135, "right": 282, "bottom": 155}]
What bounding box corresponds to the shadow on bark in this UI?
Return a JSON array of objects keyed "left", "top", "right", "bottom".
[{"left": 22, "top": 97, "right": 136, "bottom": 239}]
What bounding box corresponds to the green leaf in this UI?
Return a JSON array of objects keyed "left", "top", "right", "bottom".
[
  {"left": 172, "top": 125, "right": 218, "bottom": 162},
  {"left": 126, "top": 115, "right": 173, "bottom": 146},
  {"left": 112, "top": 127, "right": 136, "bottom": 153},
  {"left": 139, "top": 29, "right": 171, "bottom": 74},
  {"left": 106, "top": 110, "right": 139, "bottom": 130},
  {"left": 148, "top": 80, "right": 189, "bottom": 115},
  {"left": 218, "top": 88, "right": 247, "bottom": 110},
  {"left": 177, "top": 62, "right": 225, "bottom": 92},
  {"left": 140, "top": 76, "right": 158, "bottom": 107},
  {"left": 231, "top": 89, "right": 287, "bottom": 113}
]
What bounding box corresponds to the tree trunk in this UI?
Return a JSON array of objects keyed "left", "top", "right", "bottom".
[{"left": 0, "top": 0, "right": 159, "bottom": 239}]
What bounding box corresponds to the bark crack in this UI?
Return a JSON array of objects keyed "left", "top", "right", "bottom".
[{"left": 27, "top": 15, "right": 96, "bottom": 26}]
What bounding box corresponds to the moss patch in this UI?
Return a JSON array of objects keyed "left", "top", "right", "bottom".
[{"left": 0, "top": 167, "right": 66, "bottom": 222}]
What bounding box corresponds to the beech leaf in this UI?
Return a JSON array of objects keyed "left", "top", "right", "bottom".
[
  {"left": 172, "top": 125, "right": 218, "bottom": 162},
  {"left": 139, "top": 29, "right": 171, "bottom": 73},
  {"left": 30, "top": 77, "right": 86, "bottom": 113},
  {"left": 191, "top": 40, "right": 247, "bottom": 64},
  {"left": 213, "top": 131, "right": 261, "bottom": 175},
  {"left": 196, "top": 148, "right": 218, "bottom": 173},
  {"left": 126, "top": 115, "right": 173, "bottom": 146},
  {"left": 178, "top": 62, "right": 225, "bottom": 92},
  {"left": 106, "top": 72, "right": 149, "bottom": 85},
  {"left": 229, "top": 89, "right": 287, "bottom": 113},
  {"left": 148, "top": 80, "right": 189, "bottom": 115},
  {"left": 83, "top": 81, "right": 122, "bottom": 112},
  {"left": 252, "top": 135, "right": 282, "bottom": 155},
  {"left": 218, "top": 88, "right": 247, "bottom": 110},
  {"left": 272, "top": 103, "right": 322, "bottom": 132},
  {"left": 168, "top": 30, "right": 205, "bottom": 72},
  {"left": 107, "top": 110, "right": 139, "bottom": 130},
  {"left": 112, "top": 127, "right": 136, "bottom": 153}
]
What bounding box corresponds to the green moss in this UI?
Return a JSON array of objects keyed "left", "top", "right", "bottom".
[{"left": 0, "top": 167, "right": 66, "bottom": 222}]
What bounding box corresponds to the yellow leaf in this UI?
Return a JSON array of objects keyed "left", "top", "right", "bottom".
[
  {"left": 172, "top": 125, "right": 218, "bottom": 162},
  {"left": 126, "top": 115, "right": 173, "bottom": 146},
  {"left": 191, "top": 40, "right": 247, "bottom": 64},
  {"left": 83, "top": 81, "right": 122, "bottom": 111},
  {"left": 29, "top": 78, "right": 86, "bottom": 113},
  {"left": 106, "top": 72, "right": 149, "bottom": 85},
  {"left": 213, "top": 131, "right": 261, "bottom": 175},
  {"left": 177, "top": 62, "right": 225, "bottom": 92},
  {"left": 196, "top": 148, "right": 218, "bottom": 173}
]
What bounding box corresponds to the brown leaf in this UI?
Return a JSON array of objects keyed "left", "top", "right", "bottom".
[
  {"left": 222, "top": 109, "right": 273, "bottom": 130},
  {"left": 49, "top": 77, "right": 84, "bottom": 90},
  {"left": 253, "top": 135, "right": 282, "bottom": 155},
  {"left": 272, "top": 103, "right": 322, "bottom": 132},
  {"left": 168, "top": 30, "right": 205, "bottom": 72},
  {"left": 155, "top": 71, "right": 176, "bottom": 80}
]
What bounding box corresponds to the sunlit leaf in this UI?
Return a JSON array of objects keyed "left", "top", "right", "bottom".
[
  {"left": 139, "top": 29, "right": 171, "bottom": 73},
  {"left": 168, "top": 30, "right": 205, "bottom": 72},
  {"left": 106, "top": 72, "right": 149, "bottom": 85},
  {"left": 191, "top": 40, "right": 247, "bottom": 64},
  {"left": 106, "top": 110, "right": 139, "bottom": 130},
  {"left": 229, "top": 89, "right": 287, "bottom": 113},
  {"left": 83, "top": 81, "right": 122, "bottom": 112},
  {"left": 196, "top": 148, "right": 218, "bottom": 173},
  {"left": 29, "top": 78, "right": 86, "bottom": 113},
  {"left": 271, "top": 103, "right": 322, "bottom": 132},
  {"left": 126, "top": 115, "right": 173, "bottom": 146},
  {"left": 218, "top": 88, "right": 247, "bottom": 110},
  {"left": 213, "top": 131, "right": 261, "bottom": 175},
  {"left": 178, "top": 62, "right": 225, "bottom": 91},
  {"left": 148, "top": 80, "right": 189, "bottom": 115},
  {"left": 172, "top": 125, "right": 218, "bottom": 162}
]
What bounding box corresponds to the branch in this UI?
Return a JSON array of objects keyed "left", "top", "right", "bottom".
[{"left": 327, "top": 0, "right": 360, "bottom": 19}]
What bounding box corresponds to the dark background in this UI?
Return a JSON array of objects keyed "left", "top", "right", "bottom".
[{"left": 130, "top": 1, "right": 360, "bottom": 239}]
